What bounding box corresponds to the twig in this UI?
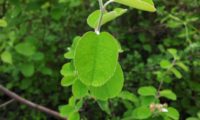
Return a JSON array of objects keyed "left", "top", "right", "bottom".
[
  {"left": 95, "top": 0, "right": 114, "bottom": 34},
  {"left": 0, "top": 84, "right": 66, "bottom": 120},
  {"left": 95, "top": 0, "right": 104, "bottom": 34},
  {"left": 156, "top": 59, "right": 176, "bottom": 98},
  {"left": 0, "top": 99, "right": 15, "bottom": 108}
]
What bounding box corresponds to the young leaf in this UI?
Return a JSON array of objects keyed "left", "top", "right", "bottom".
[
  {"left": 186, "top": 117, "right": 199, "bottom": 120},
  {"left": 90, "top": 63, "right": 124, "bottom": 100},
  {"left": 61, "top": 77, "right": 76, "bottom": 87},
  {"left": 97, "top": 101, "right": 111, "bottom": 115},
  {"left": 64, "top": 36, "right": 81, "bottom": 59},
  {"left": 64, "top": 50, "right": 74, "bottom": 59},
  {"left": 69, "top": 112, "right": 80, "bottom": 120},
  {"left": 15, "top": 42, "right": 36, "bottom": 56},
  {"left": 176, "top": 62, "right": 189, "bottom": 72},
  {"left": 170, "top": 67, "right": 182, "bottom": 79},
  {"left": 0, "top": 19, "right": 7, "bottom": 27},
  {"left": 160, "top": 60, "right": 171, "bottom": 69},
  {"left": 74, "top": 32, "right": 119, "bottom": 87},
  {"left": 1, "top": 51, "right": 12, "bottom": 64},
  {"left": 87, "top": 8, "right": 127, "bottom": 28},
  {"left": 138, "top": 86, "right": 157, "bottom": 96},
  {"left": 165, "top": 107, "right": 180, "bottom": 120},
  {"left": 160, "top": 89, "right": 177, "bottom": 101},
  {"left": 132, "top": 106, "right": 152, "bottom": 119},
  {"left": 72, "top": 80, "right": 88, "bottom": 98},
  {"left": 60, "top": 63, "right": 75, "bottom": 77},
  {"left": 19, "top": 63, "right": 35, "bottom": 77},
  {"left": 60, "top": 63, "right": 77, "bottom": 86},
  {"left": 118, "top": 91, "right": 139, "bottom": 104},
  {"left": 140, "top": 96, "right": 156, "bottom": 106},
  {"left": 168, "top": 48, "right": 178, "bottom": 59},
  {"left": 114, "top": 0, "right": 156, "bottom": 12},
  {"left": 59, "top": 104, "right": 75, "bottom": 117}
]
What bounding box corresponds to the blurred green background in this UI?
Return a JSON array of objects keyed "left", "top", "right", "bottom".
[{"left": 0, "top": 0, "right": 200, "bottom": 119}]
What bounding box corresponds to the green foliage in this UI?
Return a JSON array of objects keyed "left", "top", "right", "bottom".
[{"left": 1, "top": 0, "right": 200, "bottom": 119}]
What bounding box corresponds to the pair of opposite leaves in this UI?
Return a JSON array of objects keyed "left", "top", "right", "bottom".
[
  {"left": 62, "top": 32, "right": 124, "bottom": 100},
  {"left": 87, "top": 0, "right": 156, "bottom": 28}
]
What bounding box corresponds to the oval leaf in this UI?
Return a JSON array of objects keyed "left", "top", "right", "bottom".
[
  {"left": 90, "top": 64, "right": 124, "bottom": 100},
  {"left": 74, "top": 32, "right": 119, "bottom": 87},
  {"left": 72, "top": 80, "right": 88, "bottom": 98},
  {"left": 60, "top": 63, "right": 77, "bottom": 87},
  {"left": 15, "top": 42, "right": 36, "bottom": 56},
  {"left": 0, "top": 19, "right": 7, "bottom": 27},
  {"left": 132, "top": 106, "right": 152, "bottom": 119},
  {"left": 160, "top": 89, "right": 177, "bottom": 101},
  {"left": 87, "top": 8, "right": 127, "bottom": 28},
  {"left": 118, "top": 91, "right": 139, "bottom": 104},
  {"left": 19, "top": 63, "right": 35, "bottom": 77},
  {"left": 160, "top": 60, "right": 171, "bottom": 69},
  {"left": 170, "top": 67, "right": 182, "bottom": 79},
  {"left": 165, "top": 107, "right": 180, "bottom": 120},
  {"left": 138, "top": 86, "right": 157, "bottom": 96},
  {"left": 1, "top": 51, "right": 12, "bottom": 64},
  {"left": 114, "top": 0, "right": 156, "bottom": 12}
]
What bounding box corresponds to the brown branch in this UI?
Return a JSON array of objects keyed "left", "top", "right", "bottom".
[{"left": 0, "top": 84, "right": 66, "bottom": 120}]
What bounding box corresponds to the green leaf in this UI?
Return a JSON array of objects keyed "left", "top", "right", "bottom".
[
  {"left": 64, "top": 51, "right": 74, "bottom": 59},
  {"left": 167, "top": 48, "right": 178, "bottom": 59},
  {"left": 59, "top": 104, "right": 75, "bottom": 117},
  {"left": 160, "top": 89, "right": 177, "bottom": 101},
  {"left": 114, "top": 0, "right": 156, "bottom": 12},
  {"left": 132, "top": 106, "right": 152, "bottom": 119},
  {"left": 176, "top": 62, "right": 189, "bottom": 72},
  {"left": 1, "top": 51, "right": 12, "bottom": 64},
  {"left": 140, "top": 96, "right": 156, "bottom": 106},
  {"left": 97, "top": 101, "right": 111, "bottom": 115},
  {"left": 19, "top": 63, "right": 35, "bottom": 77},
  {"left": 60, "top": 63, "right": 77, "bottom": 87},
  {"left": 0, "top": 19, "right": 7, "bottom": 27},
  {"left": 90, "top": 63, "right": 124, "bottom": 100},
  {"left": 87, "top": 8, "right": 127, "bottom": 28},
  {"left": 64, "top": 36, "right": 81, "bottom": 59},
  {"left": 75, "top": 99, "right": 83, "bottom": 110},
  {"left": 160, "top": 60, "right": 171, "bottom": 69},
  {"left": 32, "top": 52, "right": 44, "bottom": 61},
  {"left": 72, "top": 80, "right": 88, "bottom": 98},
  {"left": 60, "top": 63, "right": 75, "bottom": 77},
  {"left": 197, "top": 111, "right": 200, "bottom": 118},
  {"left": 186, "top": 117, "right": 199, "bottom": 120},
  {"left": 61, "top": 76, "right": 76, "bottom": 87},
  {"left": 138, "top": 86, "right": 157, "bottom": 96},
  {"left": 59, "top": 103, "right": 80, "bottom": 120},
  {"left": 69, "top": 112, "right": 80, "bottom": 120},
  {"left": 170, "top": 67, "right": 182, "bottom": 79},
  {"left": 15, "top": 42, "right": 36, "bottom": 56},
  {"left": 165, "top": 107, "right": 180, "bottom": 120},
  {"left": 69, "top": 96, "right": 76, "bottom": 106},
  {"left": 118, "top": 91, "right": 139, "bottom": 104},
  {"left": 74, "top": 32, "right": 119, "bottom": 87}
]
